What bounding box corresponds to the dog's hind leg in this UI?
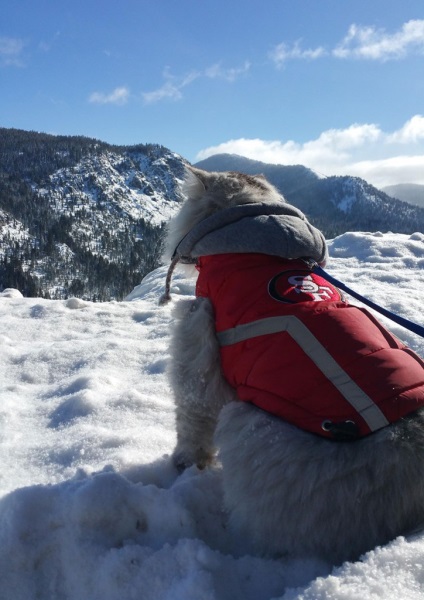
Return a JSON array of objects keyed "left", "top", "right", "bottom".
[{"left": 168, "top": 296, "right": 236, "bottom": 471}]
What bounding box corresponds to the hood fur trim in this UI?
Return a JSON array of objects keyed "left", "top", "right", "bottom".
[{"left": 173, "top": 202, "right": 328, "bottom": 266}]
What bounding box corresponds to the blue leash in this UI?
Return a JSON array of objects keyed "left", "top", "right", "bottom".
[{"left": 313, "top": 265, "right": 424, "bottom": 339}]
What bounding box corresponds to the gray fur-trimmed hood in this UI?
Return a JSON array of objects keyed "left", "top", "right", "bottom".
[
  {"left": 173, "top": 202, "right": 328, "bottom": 265},
  {"left": 160, "top": 201, "right": 328, "bottom": 304}
]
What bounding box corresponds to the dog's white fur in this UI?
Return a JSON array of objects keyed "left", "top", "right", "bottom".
[{"left": 166, "top": 166, "right": 424, "bottom": 565}]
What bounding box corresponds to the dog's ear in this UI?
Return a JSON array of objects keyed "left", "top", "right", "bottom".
[{"left": 183, "top": 166, "right": 210, "bottom": 201}]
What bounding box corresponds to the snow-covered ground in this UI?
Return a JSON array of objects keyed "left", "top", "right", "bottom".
[{"left": 0, "top": 231, "right": 423, "bottom": 600}]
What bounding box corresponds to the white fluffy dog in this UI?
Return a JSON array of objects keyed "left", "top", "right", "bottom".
[{"left": 163, "top": 166, "right": 424, "bottom": 565}]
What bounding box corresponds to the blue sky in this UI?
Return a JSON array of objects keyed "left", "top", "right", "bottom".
[{"left": 2, "top": 0, "right": 424, "bottom": 187}]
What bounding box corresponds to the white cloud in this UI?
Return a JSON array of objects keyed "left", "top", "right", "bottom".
[
  {"left": 269, "top": 41, "right": 326, "bottom": 68},
  {"left": 142, "top": 68, "right": 200, "bottom": 104},
  {"left": 142, "top": 81, "right": 183, "bottom": 104},
  {"left": 305, "top": 123, "right": 382, "bottom": 154},
  {"left": 269, "top": 20, "right": 424, "bottom": 67},
  {"left": 0, "top": 36, "right": 25, "bottom": 67},
  {"left": 388, "top": 115, "right": 424, "bottom": 143},
  {"left": 88, "top": 87, "right": 130, "bottom": 105},
  {"left": 333, "top": 19, "right": 424, "bottom": 61},
  {"left": 196, "top": 124, "right": 383, "bottom": 169},
  {"left": 345, "top": 155, "right": 424, "bottom": 188},
  {"left": 195, "top": 116, "right": 424, "bottom": 187},
  {"left": 142, "top": 61, "right": 250, "bottom": 104},
  {"left": 205, "top": 61, "right": 251, "bottom": 81}
]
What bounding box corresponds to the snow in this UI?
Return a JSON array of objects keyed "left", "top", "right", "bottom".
[
  {"left": 0, "top": 209, "right": 33, "bottom": 255},
  {"left": 47, "top": 151, "right": 181, "bottom": 227},
  {"left": 0, "top": 231, "right": 423, "bottom": 600}
]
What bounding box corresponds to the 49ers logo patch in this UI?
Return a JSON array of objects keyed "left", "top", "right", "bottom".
[{"left": 268, "top": 269, "right": 343, "bottom": 303}]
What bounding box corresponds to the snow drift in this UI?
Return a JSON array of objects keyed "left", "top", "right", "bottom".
[{"left": 0, "top": 231, "right": 423, "bottom": 600}]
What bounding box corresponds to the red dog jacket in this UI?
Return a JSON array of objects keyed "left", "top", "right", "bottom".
[{"left": 196, "top": 253, "right": 424, "bottom": 440}]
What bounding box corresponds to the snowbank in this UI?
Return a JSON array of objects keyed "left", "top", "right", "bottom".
[{"left": 0, "top": 231, "right": 423, "bottom": 599}]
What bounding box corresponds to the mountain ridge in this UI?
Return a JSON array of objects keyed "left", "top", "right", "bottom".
[
  {"left": 195, "top": 153, "right": 424, "bottom": 238},
  {"left": 1, "top": 130, "right": 423, "bottom": 300}
]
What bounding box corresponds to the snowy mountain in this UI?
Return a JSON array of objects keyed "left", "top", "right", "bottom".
[
  {"left": 195, "top": 154, "right": 424, "bottom": 238},
  {"left": 0, "top": 128, "right": 186, "bottom": 300},
  {"left": 2, "top": 131, "right": 424, "bottom": 302},
  {"left": 0, "top": 231, "right": 423, "bottom": 599},
  {"left": 382, "top": 183, "right": 424, "bottom": 208}
]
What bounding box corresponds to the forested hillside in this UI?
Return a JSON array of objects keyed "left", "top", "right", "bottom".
[{"left": 0, "top": 129, "right": 186, "bottom": 299}]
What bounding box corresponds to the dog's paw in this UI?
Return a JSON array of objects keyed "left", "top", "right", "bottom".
[
  {"left": 172, "top": 446, "right": 214, "bottom": 473},
  {"left": 173, "top": 453, "right": 193, "bottom": 473}
]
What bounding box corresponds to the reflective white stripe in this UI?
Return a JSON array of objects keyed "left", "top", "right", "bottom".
[{"left": 217, "top": 315, "right": 390, "bottom": 432}]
